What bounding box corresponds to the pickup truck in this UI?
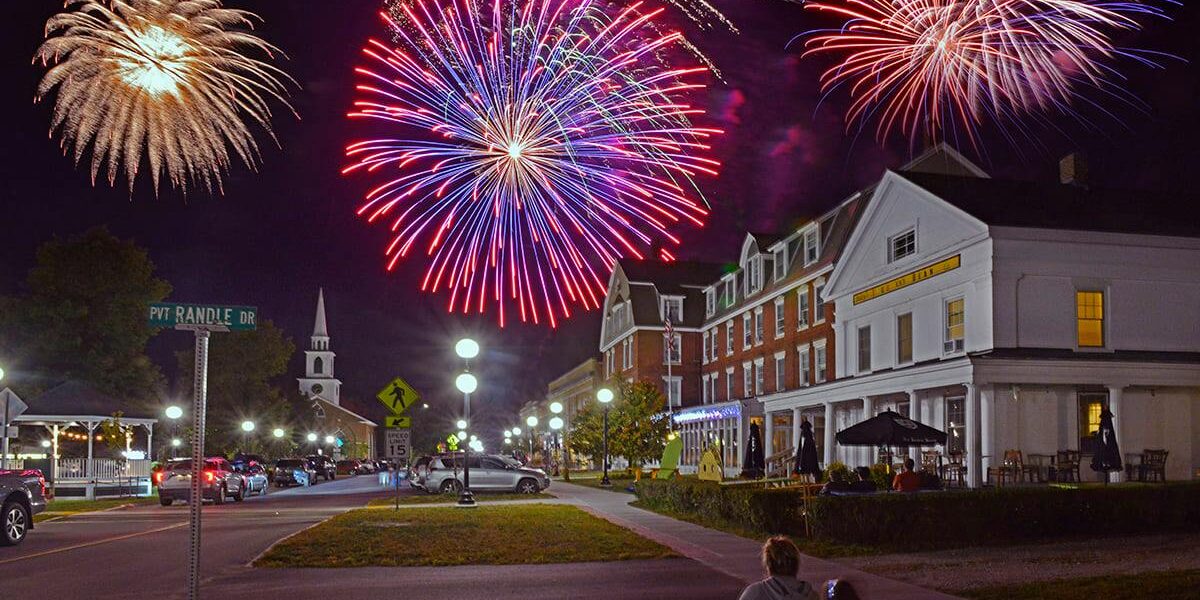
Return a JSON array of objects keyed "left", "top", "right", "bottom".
[{"left": 0, "top": 469, "right": 48, "bottom": 546}]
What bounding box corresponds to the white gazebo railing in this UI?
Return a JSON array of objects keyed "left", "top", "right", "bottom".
[{"left": 55, "top": 458, "right": 152, "bottom": 481}]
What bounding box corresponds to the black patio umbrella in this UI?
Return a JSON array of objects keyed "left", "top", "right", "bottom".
[
  {"left": 1090, "top": 409, "right": 1122, "bottom": 483},
  {"left": 794, "top": 420, "right": 821, "bottom": 478},
  {"left": 740, "top": 422, "right": 765, "bottom": 479},
  {"left": 835, "top": 410, "right": 948, "bottom": 447}
]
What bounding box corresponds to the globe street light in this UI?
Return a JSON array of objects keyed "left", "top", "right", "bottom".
[
  {"left": 165, "top": 405, "right": 184, "bottom": 458},
  {"left": 306, "top": 432, "right": 318, "bottom": 445},
  {"left": 549, "top": 417, "right": 564, "bottom": 476},
  {"left": 597, "top": 387, "right": 614, "bottom": 487},
  {"left": 241, "top": 420, "right": 255, "bottom": 432},
  {"left": 457, "top": 430, "right": 468, "bottom": 441},
  {"left": 273, "top": 428, "right": 285, "bottom": 439},
  {"left": 455, "top": 373, "right": 478, "bottom": 395},
  {"left": 525, "top": 415, "right": 538, "bottom": 458},
  {"left": 0, "top": 366, "right": 5, "bottom": 381},
  {"left": 325, "top": 435, "right": 336, "bottom": 445},
  {"left": 172, "top": 438, "right": 182, "bottom": 448},
  {"left": 512, "top": 427, "right": 521, "bottom": 436},
  {"left": 165, "top": 405, "right": 184, "bottom": 420},
  {"left": 456, "top": 419, "right": 468, "bottom": 431},
  {"left": 550, "top": 402, "right": 563, "bottom": 414},
  {"left": 455, "top": 338, "right": 480, "bottom": 360},
  {"left": 454, "top": 338, "right": 481, "bottom": 508}
]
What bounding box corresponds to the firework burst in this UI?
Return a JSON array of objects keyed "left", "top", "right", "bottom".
[
  {"left": 36, "top": 0, "right": 295, "bottom": 193},
  {"left": 346, "top": 0, "right": 721, "bottom": 327},
  {"left": 800, "top": 0, "right": 1171, "bottom": 145}
]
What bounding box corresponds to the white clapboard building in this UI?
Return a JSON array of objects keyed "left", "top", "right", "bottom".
[{"left": 760, "top": 153, "right": 1200, "bottom": 485}]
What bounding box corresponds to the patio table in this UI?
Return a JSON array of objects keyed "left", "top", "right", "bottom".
[{"left": 1027, "top": 453, "right": 1053, "bottom": 483}]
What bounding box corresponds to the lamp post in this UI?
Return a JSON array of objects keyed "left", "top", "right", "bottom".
[
  {"left": 165, "top": 405, "right": 183, "bottom": 459},
  {"left": 455, "top": 337, "right": 480, "bottom": 508},
  {"left": 596, "top": 388, "right": 614, "bottom": 487},
  {"left": 240, "top": 420, "right": 255, "bottom": 455},
  {"left": 549, "top": 416, "right": 563, "bottom": 476},
  {"left": 525, "top": 415, "right": 538, "bottom": 462}
]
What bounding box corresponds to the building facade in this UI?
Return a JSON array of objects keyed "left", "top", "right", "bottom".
[{"left": 762, "top": 157, "right": 1200, "bottom": 485}]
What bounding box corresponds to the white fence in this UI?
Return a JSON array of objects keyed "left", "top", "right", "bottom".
[{"left": 54, "top": 458, "right": 152, "bottom": 481}]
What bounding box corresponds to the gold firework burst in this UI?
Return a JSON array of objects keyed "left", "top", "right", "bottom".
[{"left": 36, "top": 0, "right": 296, "bottom": 193}]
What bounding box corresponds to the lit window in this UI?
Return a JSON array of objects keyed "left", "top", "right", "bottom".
[
  {"left": 944, "top": 298, "right": 964, "bottom": 353},
  {"left": 1077, "top": 291, "right": 1104, "bottom": 347},
  {"left": 889, "top": 228, "right": 916, "bottom": 262},
  {"left": 897, "top": 312, "right": 913, "bottom": 364},
  {"left": 857, "top": 326, "right": 872, "bottom": 373},
  {"left": 946, "top": 396, "right": 965, "bottom": 454}
]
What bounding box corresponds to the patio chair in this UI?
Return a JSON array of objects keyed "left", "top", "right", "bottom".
[
  {"left": 988, "top": 450, "right": 1035, "bottom": 487},
  {"left": 941, "top": 451, "right": 966, "bottom": 488},
  {"left": 1140, "top": 449, "right": 1169, "bottom": 482},
  {"left": 920, "top": 450, "right": 941, "bottom": 474},
  {"left": 1051, "top": 450, "right": 1080, "bottom": 483}
]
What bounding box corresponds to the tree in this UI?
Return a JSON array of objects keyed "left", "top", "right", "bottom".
[
  {"left": 176, "top": 321, "right": 295, "bottom": 455},
  {"left": 609, "top": 379, "right": 671, "bottom": 468},
  {"left": 0, "top": 228, "right": 171, "bottom": 406},
  {"left": 566, "top": 401, "right": 604, "bottom": 463}
]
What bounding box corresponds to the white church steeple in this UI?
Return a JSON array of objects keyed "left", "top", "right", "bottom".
[{"left": 298, "top": 288, "right": 341, "bottom": 406}]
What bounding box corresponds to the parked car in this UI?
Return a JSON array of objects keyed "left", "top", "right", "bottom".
[
  {"left": 158, "top": 458, "right": 246, "bottom": 506},
  {"left": 306, "top": 455, "right": 337, "bottom": 481},
  {"left": 237, "top": 462, "right": 270, "bottom": 497},
  {"left": 0, "top": 469, "right": 47, "bottom": 546},
  {"left": 336, "top": 459, "right": 363, "bottom": 476},
  {"left": 424, "top": 453, "right": 549, "bottom": 495},
  {"left": 273, "top": 458, "right": 315, "bottom": 487}
]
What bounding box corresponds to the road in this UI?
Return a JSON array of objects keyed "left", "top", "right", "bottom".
[{"left": 0, "top": 475, "right": 746, "bottom": 600}]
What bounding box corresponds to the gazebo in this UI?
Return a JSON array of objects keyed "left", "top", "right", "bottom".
[{"left": 14, "top": 381, "right": 157, "bottom": 499}]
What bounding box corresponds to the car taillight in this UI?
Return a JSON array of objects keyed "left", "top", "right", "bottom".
[
  {"left": 154, "top": 471, "right": 165, "bottom": 485},
  {"left": 204, "top": 471, "right": 215, "bottom": 483},
  {"left": 39, "top": 474, "right": 47, "bottom": 498}
]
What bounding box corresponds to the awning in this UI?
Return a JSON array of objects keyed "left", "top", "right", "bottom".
[{"left": 835, "top": 410, "right": 946, "bottom": 447}]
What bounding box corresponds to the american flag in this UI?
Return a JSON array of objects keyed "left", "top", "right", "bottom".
[{"left": 663, "top": 317, "right": 675, "bottom": 353}]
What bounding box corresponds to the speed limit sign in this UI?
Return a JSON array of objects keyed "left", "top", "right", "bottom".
[{"left": 385, "top": 429, "right": 411, "bottom": 461}]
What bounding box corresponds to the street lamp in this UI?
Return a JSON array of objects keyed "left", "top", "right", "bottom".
[
  {"left": 272, "top": 428, "right": 285, "bottom": 439},
  {"left": 325, "top": 435, "right": 335, "bottom": 445},
  {"left": 549, "top": 417, "right": 564, "bottom": 476},
  {"left": 240, "top": 420, "right": 255, "bottom": 455},
  {"left": 512, "top": 427, "right": 521, "bottom": 436},
  {"left": 526, "top": 415, "right": 538, "bottom": 458},
  {"left": 454, "top": 338, "right": 480, "bottom": 508},
  {"left": 456, "top": 419, "right": 468, "bottom": 430},
  {"left": 241, "top": 420, "right": 255, "bottom": 432},
  {"left": 165, "top": 405, "right": 184, "bottom": 420},
  {"left": 597, "top": 387, "right": 614, "bottom": 487},
  {"left": 457, "top": 430, "right": 468, "bottom": 441},
  {"left": 165, "top": 405, "right": 183, "bottom": 458},
  {"left": 172, "top": 438, "right": 182, "bottom": 448}
]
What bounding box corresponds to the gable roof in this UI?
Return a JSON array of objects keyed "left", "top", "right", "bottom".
[
  {"left": 897, "top": 171, "right": 1200, "bottom": 239},
  {"left": 619, "top": 259, "right": 726, "bottom": 293},
  {"left": 26, "top": 381, "right": 154, "bottom": 419}
]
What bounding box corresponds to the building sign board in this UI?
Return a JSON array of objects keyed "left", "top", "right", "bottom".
[
  {"left": 148, "top": 303, "right": 258, "bottom": 331},
  {"left": 852, "top": 255, "right": 961, "bottom": 305}
]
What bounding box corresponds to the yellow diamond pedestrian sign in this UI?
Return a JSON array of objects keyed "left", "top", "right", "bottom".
[
  {"left": 384, "top": 415, "right": 411, "bottom": 429},
  {"left": 377, "top": 377, "right": 419, "bottom": 414}
]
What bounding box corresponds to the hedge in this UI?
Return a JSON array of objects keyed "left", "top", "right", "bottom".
[{"left": 634, "top": 479, "right": 1200, "bottom": 551}]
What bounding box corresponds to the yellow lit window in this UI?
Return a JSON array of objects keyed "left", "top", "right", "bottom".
[
  {"left": 1085, "top": 401, "right": 1103, "bottom": 436},
  {"left": 1076, "top": 291, "right": 1104, "bottom": 347},
  {"left": 944, "top": 298, "right": 964, "bottom": 352}
]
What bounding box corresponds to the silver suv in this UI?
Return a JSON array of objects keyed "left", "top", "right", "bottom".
[{"left": 424, "top": 453, "right": 549, "bottom": 495}]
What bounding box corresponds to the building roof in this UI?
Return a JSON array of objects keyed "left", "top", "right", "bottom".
[
  {"left": 897, "top": 171, "right": 1200, "bottom": 239},
  {"left": 618, "top": 259, "right": 727, "bottom": 293},
  {"left": 25, "top": 381, "right": 155, "bottom": 420},
  {"left": 312, "top": 288, "right": 329, "bottom": 339}
]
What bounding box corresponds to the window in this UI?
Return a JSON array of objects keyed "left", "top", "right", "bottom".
[
  {"left": 701, "top": 374, "right": 709, "bottom": 403},
  {"left": 611, "top": 302, "right": 629, "bottom": 332},
  {"left": 773, "top": 247, "right": 787, "bottom": 280},
  {"left": 798, "top": 287, "right": 810, "bottom": 329},
  {"left": 774, "top": 297, "right": 786, "bottom": 338},
  {"left": 725, "top": 367, "right": 734, "bottom": 400},
  {"left": 742, "top": 314, "right": 752, "bottom": 349},
  {"left": 897, "top": 312, "right": 913, "bottom": 364},
  {"left": 1078, "top": 392, "right": 1108, "bottom": 453},
  {"left": 702, "top": 333, "right": 709, "bottom": 365},
  {"left": 662, "top": 296, "right": 683, "bottom": 324},
  {"left": 814, "top": 341, "right": 827, "bottom": 383},
  {"left": 857, "top": 326, "right": 872, "bottom": 373},
  {"left": 605, "top": 350, "right": 613, "bottom": 377},
  {"left": 804, "top": 228, "right": 820, "bottom": 265},
  {"left": 710, "top": 329, "right": 718, "bottom": 361},
  {"left": 944, "top": 298, "right": 965, "bottom": 353},
  {"left": 313, "top": 356, "right": 323, "bottom": 374},
  {"left": 742, "top": 363, "right": 752, "bottom": 398},
  {"left": 725, "top": 321, "right": 733, "bottom": 355},
  {"left": 723, "top": 278, "right": 736, "bottom": 307},
  {"left": 621, "top": 337, "right": 633, "bottom": 369},
  {"left": 889, "top": 228, "right": 917, "bottom": 262},
  {"left": 754, "top": 308, "right": 764, "bottom": 345},
  {"left": 754, "top": 359, "right": 765, "bottom": 395},
  {"left": 705, "top": 289, "right": 716, "bottom": 317},
  {"left": 799, "top": 346, "right": 811, "bottom": 386},
  {"left": 746, "top": 257, "right": 763, "bottom": 295},
  {"left": 814, "top": 282, "right": 826, "bottom": 323},
  {"left": 774, "top": 353, "right": 786, "bottom": 392},
  {"left": 1076, "top": 291, "right": 1104, "bottom": 347},
  {"left": 664, "top": 333, "right": 681, "bottom": 365},
  {"left": 663, "top": 377, "right": 682, "bottom": 408},
  {"left": 711, "top": 371, "right": 720, "bottom": 402},
  {"left": 946, "top": 396, "right": 965, "bottom": 454}
]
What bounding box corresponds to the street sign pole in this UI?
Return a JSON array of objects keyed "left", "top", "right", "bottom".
[{"left": 188, "top": 329, "right": 209, "bottom": 600}]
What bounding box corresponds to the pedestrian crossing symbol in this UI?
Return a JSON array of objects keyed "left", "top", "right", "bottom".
[{"left": 377, "top": 377, "right": 419, "bottom": 414}]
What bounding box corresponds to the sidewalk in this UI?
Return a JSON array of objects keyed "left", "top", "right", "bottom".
[{"left": 550, "top": 481, "right": 960, "bottom": 600}]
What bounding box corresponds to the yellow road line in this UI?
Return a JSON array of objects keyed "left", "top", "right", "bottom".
[{"left": 0, "top": 522, "right": 187, "bottom": 566}]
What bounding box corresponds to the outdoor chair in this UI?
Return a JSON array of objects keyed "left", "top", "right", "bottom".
[
  {"left": 920, "top": 450, "right": 941, "bottom": 474},
  {"left": 1051, "top": 450, "right": 1080, "bottom": 482},
  {"left": 1140, "top": 449, "right": 1169, "bottom": 482},
  {"left": 988, "top": 450, "right": 1035, "bottom": 487},
  {"left": 941, "top": 451, "right": 966, "bottom": 488}
]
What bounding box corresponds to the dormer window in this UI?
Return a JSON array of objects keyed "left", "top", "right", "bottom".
[
  {"left": 773, "top": 247, "right": 787, "bottom": 280},
  {"left": 889, "top": 228, "right": 917, "bottom": 263},
  {"left": 705, "top": 288, "right": 716, "bottom": 317},
  {"left": 723, "top": 278, "right": 736, "bottom": 307},
  {"left": 662, "top": 296, "right": 684, "bottom": 324},
  {"left": 745, "top": 257, "right": 763, "bottom": 295},
  {"left": 610, "top": 302, "right": 629, "bottom": 333},
  {"left": 803, "top": 227, "right": 820, "bottom": 265}
]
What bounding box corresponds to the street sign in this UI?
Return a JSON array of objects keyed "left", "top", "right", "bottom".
[
  {"left": 148, "top": 303, "right": 258, "bottom": 332},
  {"left": 1, "top": 388, "right": 28, "bottom": 422},
  {"left": 384, "top": 429, "right": 411, "bottom": 461},
  {"left": 384, "top": 415, "right": 411, "bottom": 429},
  {"left": 376, "top": 377, "right": 419, "bottom": 414}
]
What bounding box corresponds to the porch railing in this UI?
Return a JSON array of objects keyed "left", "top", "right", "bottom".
[{"left": 54, "top": 458, "right": 152, "bottom": 481}]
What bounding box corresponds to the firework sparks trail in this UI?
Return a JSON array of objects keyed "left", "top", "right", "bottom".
[
  {"left": 799, "top": 0, "right": 1172, "bottom": 145},
  {"left": 345, "top": 0, "right": 722, "bottom": 327},
  {"left": 35, "top": 0, "right": 295, "bottom": 193}
]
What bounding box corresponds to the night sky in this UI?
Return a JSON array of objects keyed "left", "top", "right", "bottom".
[{"left": 2, "top": 1, "right": 1197, "bottom": 445}]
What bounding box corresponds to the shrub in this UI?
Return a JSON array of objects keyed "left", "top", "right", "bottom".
[
  {"left": 634, "top": 478, "right": 805, "bottom": 535},
  {"left": 824, "top": 461, "right": 851, "bottom": 484},
  {"left": 868, "top": 464, "right": 891, "bottom": 490}
]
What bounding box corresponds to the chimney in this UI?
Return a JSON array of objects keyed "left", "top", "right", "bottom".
[{"left": 1059, "top": 153, "right": 1088, "bottom": 186}]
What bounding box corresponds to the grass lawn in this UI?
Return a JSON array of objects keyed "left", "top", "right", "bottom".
[
  {"left": 563, "top": 475, "right": 638, "bottom": 494},
  {"left": 366, "top": 492, "right": 554, "bottom": 506},
  {"left": 627, "top": 499, "right": 877, "bottom": 559},
  {"left": 255, "top": 503, "right": 675, "bottom": 568},
  {"left": 961, "top": 569, "right": 1200, "bottom": 600},
  {"left": 36, "top": 496, "right": 158, "bottom": 522}
]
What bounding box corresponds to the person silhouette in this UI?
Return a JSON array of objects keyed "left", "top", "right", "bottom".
[{"left": 388, "top": 383, "right": 405, "bottom": 410}]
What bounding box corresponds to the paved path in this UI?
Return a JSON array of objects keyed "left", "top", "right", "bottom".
[{"left": 549, "top": 481, "right": 960, "bottom": 600}]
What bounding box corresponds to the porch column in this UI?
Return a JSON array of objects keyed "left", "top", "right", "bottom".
[
  {"left": 966, "top": 383, "right": 982, "bottom": 488},
  {"left": 823, "top": 402, "right": 835, "bottom": 467},
  {"left": 145, "top": 423, "right": 153, "bottom": 459},
  {"left": 861, "top": 397, "right": 874, "bottom": 466},
  {"left": 981, "top": 385, "right": 993, "bottom": 477},
  {"left": 907, "top": 390, "right": 920, "bottom": 463},
  {"left": 85, "top": 421, "right": 97, "bottom": 500},
  {"left": 791, "top": 408, "right": 802, "bottom": 456},
  {"left": 1108, "top": 384, "right": 1125, "bottom": 482},
  {"left": 763, "top": 411, "right": 774, "bottom": 465}
]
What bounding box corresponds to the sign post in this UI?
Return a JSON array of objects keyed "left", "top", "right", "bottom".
[
  {"left": 0, "top": 388, "right": 29, "bottom": 470},
  {"left": 150, "top": 302, "right": 256, "bottom": 600}
]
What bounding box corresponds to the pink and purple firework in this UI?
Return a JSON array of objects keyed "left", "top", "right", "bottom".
[
  {"left": 800, "top": 0, "right": 1172, "bottom": 146},
  {"left": 345, "top": 0, "right": 721, "bottom": 327}
]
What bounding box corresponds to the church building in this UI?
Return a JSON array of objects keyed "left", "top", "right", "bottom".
[{"left": 297, "top": 289, "right": 378, "bottom": 459}]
